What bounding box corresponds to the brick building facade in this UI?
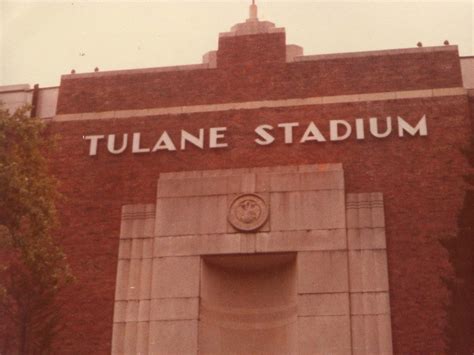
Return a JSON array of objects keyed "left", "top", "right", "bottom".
[{"left": 2, "top": 3, "right": 473, "bottom": 354}]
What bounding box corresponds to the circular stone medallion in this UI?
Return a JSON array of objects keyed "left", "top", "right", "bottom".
[{"left": 228, "top": 194, "right": 268, "bottom": 232}]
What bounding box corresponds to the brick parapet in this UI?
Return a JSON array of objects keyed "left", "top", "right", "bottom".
[
  {"left": 56, "top": 42, "right": 463, "bottom": 115},
  {"left": 217, "top": 32, "right": 287, "bottom": 67}
]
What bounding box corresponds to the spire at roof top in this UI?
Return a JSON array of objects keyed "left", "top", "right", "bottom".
[{"left": 249, "top": 0, "right": 258, "bottom": 20}]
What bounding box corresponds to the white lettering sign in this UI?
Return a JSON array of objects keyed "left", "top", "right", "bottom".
[
  {"left": 83, "top": 115, "right": 428, "bottom": 156},
  {"left": 84, "top": 135, "right": 104, "bottom": 156}
]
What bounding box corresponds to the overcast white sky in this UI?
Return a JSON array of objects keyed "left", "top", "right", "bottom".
[{"left": 1, "top": 0, "right": 473, "bottom": 87}]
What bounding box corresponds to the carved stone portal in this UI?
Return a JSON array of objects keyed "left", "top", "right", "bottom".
[{"left": 112, "top": 164, "right": 393, "bottom": 354}]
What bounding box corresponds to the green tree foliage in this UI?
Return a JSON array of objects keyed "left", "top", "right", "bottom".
[
  {"left": 441, "top": 136, "right": 474, "bottom": 354},
  {"left": 0, "top": 105, "right": 73, "bottom": 354}
]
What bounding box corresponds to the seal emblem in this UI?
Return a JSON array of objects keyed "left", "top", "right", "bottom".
[{"left": 228, "top": 194, "right": 268, "bottom": 232}]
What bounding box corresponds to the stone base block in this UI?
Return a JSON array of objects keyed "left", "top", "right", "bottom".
[
  {"left": 298, "top": 315, "right": 351, "bottom": 354},
  {"left": 148, "top": 320, "right": 198, "bottom": 354},
  {"left": 298, "top": 251, "right": 349, "bottom": 293}
]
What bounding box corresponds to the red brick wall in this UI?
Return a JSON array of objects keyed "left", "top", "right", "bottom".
[
  {"left": 217, "top": 32, "right": 286, "bottom": 67},
  {"left": 470, "top": 94, "right": 474, "bottom": 122},
  {"left": 56, "top": 33, "right": 463, "bottom": 115},
  {"left": 47, "top": 92, "right": 471, "bottom": 354}
]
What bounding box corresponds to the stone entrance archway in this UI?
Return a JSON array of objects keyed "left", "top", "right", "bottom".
[{"left": 111, "top": 164, "right": 393, "bottom": 354}]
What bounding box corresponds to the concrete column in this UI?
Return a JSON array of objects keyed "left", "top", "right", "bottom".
[
  {"left": 112, "top": 204, "right": 155, "bottom": 355},
  {"left": 346, "top": 193, "right": 393, "bottom": 355}
]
